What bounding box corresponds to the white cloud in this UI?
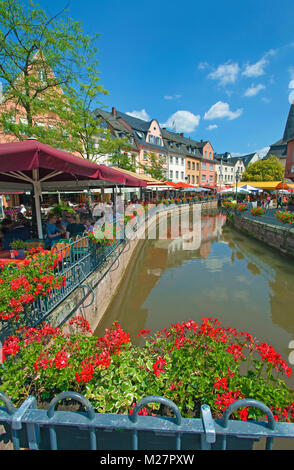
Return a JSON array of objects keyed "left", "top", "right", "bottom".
[
  {"left": 261, "top": 97, "right": 271, "bottom": 103},
  {"left": 255, "top": 146, "right": 270, "bottom": 159},
  {"left": 208, "top": 62, "right": 240, "bottom": 86},
  {"left": 161, "top": 110, "right": 200, "bottom": 133},
  {"left": 204, "top": 101, "right": 243, "bottom": 121},
  {"left": 164, "top": 94, "right": 182, "bottom": 100},
  {"left": 242, "top": 50, "right": 275, "bottom": 78},
  {"left": 126, "top": 109, "right": 150, "bottom": 121},
  {"left": 244, "top": 84, "right": 265, "bottom": 97},
  {"left": 289, "top": 79, "right": 294, "bottom": 89},
  {"left": 206, "top": 124, "right": 218, "bottom": 130},
  {"left": 198, "top": 61, "right": 209, "bottom": 70}
]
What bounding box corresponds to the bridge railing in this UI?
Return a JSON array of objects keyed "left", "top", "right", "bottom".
[{"left": 0, "top": 392, "right": 294, "bottom": 450}]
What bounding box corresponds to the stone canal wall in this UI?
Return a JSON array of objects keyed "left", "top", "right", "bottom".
[
  {"left": 48, "top": 200, "right": 217, "bottom": 333},
  {"left": 227, "top": 212, "right": 294, "bottom": 257}
]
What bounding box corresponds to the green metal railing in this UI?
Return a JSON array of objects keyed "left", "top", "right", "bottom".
[{"left": 0, "top": 392, "right": 294, "bottom": 450}]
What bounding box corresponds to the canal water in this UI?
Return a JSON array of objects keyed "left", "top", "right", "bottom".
[{"left": 94, "top": 208, "right": 294, "bottom": 387}]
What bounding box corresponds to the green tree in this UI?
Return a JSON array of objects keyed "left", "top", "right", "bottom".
[
  {"left": 97, "top": 134, "right": 137, "bottom": 171},
  {"left": 0, "top": 0, "right": 106, "bottom": 153},
  {"left": 64, "top": 73, "right": 109, "bottom": 160},
  {"left": 241, "top": 155, "right": 284, "bottom": 182},
  {"left": 138, "top": 151, "right": 166, "bottom": 180}
]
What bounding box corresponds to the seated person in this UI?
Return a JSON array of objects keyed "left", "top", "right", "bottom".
[
  {"left": 11, "top": 212, "right": 31, "bottom": 230},
  {"left": 60, "top": 210, "right": 71, "bottom": 229},
  {"left": 66, "top": 214, "right": 86, "bottom": 237},
  {"left": 45, "top": 214, "right": 66, "bottom": 247},
  {"left": 81, "top": 217, "right": 94, "bottom": 232}
]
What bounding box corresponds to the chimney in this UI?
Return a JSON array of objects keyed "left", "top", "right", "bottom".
[
  {"left": 112, "top": 107, "right": 116, "bottom": 116},
  {"left": 180, "top": 132, "right": 184, "bottom": 137}
]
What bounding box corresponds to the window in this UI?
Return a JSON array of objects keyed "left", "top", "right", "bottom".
[
  {"left": 181, "top": 158, "right": 184, "bottom": 165},
  {"left": 176, "top": 157, "right": 179, "bottom": 165},
  {"left": 156, "top": 137, "right": 162, "bottom": 146},
  {"left": 291, "top": 165, "right": 294, "bottom": 173},
  {"left": 187, "top": 161, "right": 191, "bottom": 169},
  {"left": 192, "top": 175, "right": 195, "bottom": 184},
  {"left": 143, "top": 151, "right": 148, "bottom": 161},
  {"left": 38, "top": 69, "right": 47, "bottom": 83},
  {"left": 196, "top": 176, "right": 199, "bottom": 184},
  {"left": 197, "top": 163, "right": 199, "bottom": 170},
  {"left": 170, "top": 170, "right": 173, "bottom": 179},
  {"left": 187, "top": 175, "right": 190, "bottom": 183},
  {"left": 205, "top": 151, "right": 207, "bottom": 157},
  {"left": 176, "top": 171, "right": 179, "bottom": 179},
  {"left": 170, "top": 156, "right": 173, "bottom": 164},
  {"left": 181, "top": 171, "right": 184, "bottom": 179},
  {"left": 210, "top": 164, "right": 213, "bottom": 171},
  {"left": 129, "top": 136, "right": 134, "bottom": 144},
  {"left": 202, "top": 162, "right": 206, "bottom": 170},
  {"left": 209, "top": 175, "right": 213, "bottom": 182},
  {"left": 202, "top": 174, "right": 206, "bottom": 181},
  {"left": 192, "top": 162, "right": 195, "bottom": 170},
  {"left": 149, "top": 135, "right": 155, "bottom": 144},
  {"left": 209, "top": 152, "right": 212, "bottom": 159}
]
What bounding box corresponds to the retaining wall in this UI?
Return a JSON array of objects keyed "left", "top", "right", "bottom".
[
  {"left": 227, "top": 212, "right": 294, "bottom": 257},
  {"left": 48, "top": 200, "right": 217, "bottom": 333}
]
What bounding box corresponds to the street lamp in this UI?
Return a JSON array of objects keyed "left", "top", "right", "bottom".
[{"left": 235, "top": 168, "right": 240, "bottom": 203}]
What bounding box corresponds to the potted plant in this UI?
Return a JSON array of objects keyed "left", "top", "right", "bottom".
[{"left": 10, "top": 240, "right": 26, "bottom": 259}]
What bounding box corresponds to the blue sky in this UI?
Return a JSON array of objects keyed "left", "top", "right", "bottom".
[{"left": 40, "top": 0, "right": 294, "bottom": 157}]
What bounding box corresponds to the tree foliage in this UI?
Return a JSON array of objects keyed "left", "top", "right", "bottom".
[
  {"left": 0, "top": 0, "right": 106, "bottom": 154},
  {"left": 138, "top": 152, "right": 166, "bottom": 181},
  {"left": 241, "top": 155, "right": 284, "bottom": 182},
  {"left": 97, "top": 135, "right": 137, "bottom": 171}
]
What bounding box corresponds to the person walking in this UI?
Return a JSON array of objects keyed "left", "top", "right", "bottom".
[
  {"left": 277, "top": 195, "right": 283, "bottom": 209},
  {"left": 266, "top": 195, "right": 271, "bottom": 209}
]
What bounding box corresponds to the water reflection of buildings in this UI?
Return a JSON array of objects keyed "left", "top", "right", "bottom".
[
  {"left": 95, "top": 211, "right": 227, "bottom": 341},
  {"left": 221, "top": 226, "right": 294, "bottom": 339}
]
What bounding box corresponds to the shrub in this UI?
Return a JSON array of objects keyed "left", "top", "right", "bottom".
[
  {"left": 236, "top": 204, "right": 248, "bottom": 212},
  {"left": 275, "top": 210, "right": 294, "bottom": 224},
  {"left": 251, "top": 207, "right": 265, "bottom": 217},
  {"left": 0, "top": 247, "right": 66, "bottom": 325},
  {"left": 1, "top": 317, "right": 293, "bottom": 422}
]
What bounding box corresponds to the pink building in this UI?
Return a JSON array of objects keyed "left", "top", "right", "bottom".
[
  {"left": 198, "top": 141, "right": 216, "bottom": 187},
  {"left": 94, "top": 107, "right": 168, "bottom": 178}
]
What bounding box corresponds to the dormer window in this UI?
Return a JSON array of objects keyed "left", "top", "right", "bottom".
[{"left": 38, "top": 69, "right": 47, "bottom": 83}]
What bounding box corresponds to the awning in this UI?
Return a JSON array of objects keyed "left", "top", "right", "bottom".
[
  {"left": 275, "top": 181, "right": 290, "bottom": 190},
  {"left": 201, "top": 185, "right": 218, "bottom": 190},
  {"left": 0, "top": 139, "right": 142, "bottom": 237},
  {"left": 174, "top": 182, "right": 196, "bottom": 189}
]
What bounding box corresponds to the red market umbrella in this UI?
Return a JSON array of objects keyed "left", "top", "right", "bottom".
[
  {"left": 164, "top": 180, "right": 179, "bottom": 187},
  {"left": 201, "top": 185, "right": 218, "bottom": 190},
  {"left": 174, "top": 181, "right": 196, "bottom": 188},
  {"left": 0, "top": 139, "right": 139, "bottom": 237}
]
